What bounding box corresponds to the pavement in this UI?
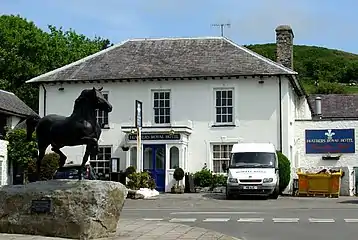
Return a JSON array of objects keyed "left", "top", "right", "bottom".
[
  {"left": 121, "top": 193, "right": 358, "bottom": 240},
  {"left": 2, "top": 193, "right": 358, "bottom": 240},
  {"left": 0, "top": 218, "right": 238, "bottom": 240}
]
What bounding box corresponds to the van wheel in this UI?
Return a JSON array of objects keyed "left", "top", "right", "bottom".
[
  {"left": 269, "top": 188, "right": 279, "bottom": 199},
  {"left": 226, "top": 190, "right": 234, "bottom": 200}
]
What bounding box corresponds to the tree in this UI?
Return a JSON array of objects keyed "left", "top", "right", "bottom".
[
  {"left": 0, "top": 14, "right": 112, "bottom": 111},
  {"left": 5, "top": 128, "right": 37, "bottom": 183},
  {"left": 277, "top": 151, "right": 291, "bottom": 194}
]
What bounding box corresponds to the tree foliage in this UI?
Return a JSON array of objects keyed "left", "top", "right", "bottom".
[
  {"left": 277, "top": 151, "right": 291, "bottom": 194},
  {"left": 28, "top": 153, "right": 59, "bottom": 182},
  {"left": 0, "top": 14, "right": 112, "bottom": 111},
  {"left": 246, "top": 43, "right": 358, "bottom": 94},
  {"left": 5, "top": 128, "right": 37, "bottom": 167}
]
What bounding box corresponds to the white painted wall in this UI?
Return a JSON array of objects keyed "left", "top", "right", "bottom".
[
  {"left": 294, "top": 120, "right": 358, "bottom": 196},
  {"left": 38, "top": 76, "right": 302, "bottom": 191},
  {"left": 0, "top": 140, "right": 10, "bottom": 185}
]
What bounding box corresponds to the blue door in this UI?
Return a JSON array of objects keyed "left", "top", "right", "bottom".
[{"left": 143, "top": 144, "right": 166, "bottom": 192}]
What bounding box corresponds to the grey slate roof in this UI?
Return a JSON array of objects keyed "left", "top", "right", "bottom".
[
  {"left": 308, "top": 94, "right": 358, "bottom": 119},
  {"left": 0, "top": 90, "right": 37, "bottom": 117},
  {"left": 26, "top": 37, "right": 297, "bottom": 83}
]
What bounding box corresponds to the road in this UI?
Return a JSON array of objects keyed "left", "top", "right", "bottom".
[{"left": 121, "top": 193, "right": 358, "bottom": 240}]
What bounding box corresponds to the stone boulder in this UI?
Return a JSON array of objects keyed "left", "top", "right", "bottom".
[{"left": 0, "top": 180, "right": 128, "bottom": 239}]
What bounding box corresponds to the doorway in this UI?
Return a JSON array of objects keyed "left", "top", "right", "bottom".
[{"left": 143, "top": 144, "right": 166, "bottom": 192}]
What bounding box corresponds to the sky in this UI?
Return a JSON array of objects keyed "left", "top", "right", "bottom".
[{"left": 2, "top": 0, "right": 358, "bottom": 53}]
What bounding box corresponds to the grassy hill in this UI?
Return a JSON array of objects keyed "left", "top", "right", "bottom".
[{"left": 245, "top": 43, "right": 358, "bottom": 94}]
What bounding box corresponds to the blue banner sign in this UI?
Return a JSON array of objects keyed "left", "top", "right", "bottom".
[{"left": 305, "top": 129, "right": 355, "bottom": 154}]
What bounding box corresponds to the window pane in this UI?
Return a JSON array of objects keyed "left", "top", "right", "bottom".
[
  {"left": 216, "top": 98, "right": 221, "bottom": 107},
  {"left": 159, "top": 108, "right": 165, "bottom": 115},
  {"left": 216, "top": 91, "right": 221, "bottom": 99},
  {"left": 165, "top": 108, "right": 170, "bottom": 115},
  {"left": 154, "top": 108, "right": 159, "bottom": 116},
  {"left": 154, "top": 116, "right": 159, "bottom": 123},
  {"left": 154, "top": 100, "right": 159, "bottom": 107},
  {"left": 164, "top": 92, "right": 170, "bottom": 99},
  {"left": 165, "top": 116, "right": 170, "bottom": 124},
  {"left": 164, "top": 100, "right": 170, "bottom": 107},
  {"left": 213, "top": 145, "right": 220, "bottom": 151},
  {"left": 143, "top": 147, "right": 153, "bottom": 169},
  {"left": 159, "top": 92, "right": 164, "bottom": 99},
  {"left": 228, "top": 107, "right": 232, "bottom": 114},
  {"left": 222, "top": 115, "right": 227, "bottom": 122},
  {"left": 154, "top": 92, "right": 159, "bottom": 99},
  {"left": 216, "top": 115, "right": 221, "bottom": 123},
  {"left": 155, "top": 147, "right": 165, "bottom": 170},
  {"left": 228, "top": 90, "right": 232, "bottom": 98},
  {"left": 159, "top": 116, "right": 164, "bottom": 123},
  {"left": 227, "top": 115, "right": 233, "bottom": 123},
  {"left": 170, "top": 147, "right": 180, "bottom": 169},
  {"left": 216, "top": 107, "right": 222, "bottom": 114},
  {"left": 228, "top": 99, "right": 232, "bottom": 106},
  {"left": 222, "top": 107, "right": 227, "bottom": 114},
  {"left": 222, "top": 91, "right": 227, "bottom": 98}
]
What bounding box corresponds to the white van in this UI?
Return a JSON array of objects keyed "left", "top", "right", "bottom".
[{"left": 224, "top": 143, "right": 279, "bottom": 199}]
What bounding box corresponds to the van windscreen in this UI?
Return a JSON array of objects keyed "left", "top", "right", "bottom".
[{"left": 230, "top": 152, "right": 275, "bottom": 168}]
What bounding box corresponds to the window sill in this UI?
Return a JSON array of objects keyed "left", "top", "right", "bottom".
[
  {"left": 211, "top": 124, "right": 236, "bottom": 128},
  {"left": 101, "top": 126, "right": 110, "bottom": 130}
]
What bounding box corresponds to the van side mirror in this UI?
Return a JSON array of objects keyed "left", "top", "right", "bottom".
[{"left": 222, "top": 163, "right": 228, "bottom": 172}]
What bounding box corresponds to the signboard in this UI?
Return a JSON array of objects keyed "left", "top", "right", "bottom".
[
  {"left": 31, "top": 199, "right": 52, "bottom": 214},
  {"left": 128, "top": 133, "right": 180, "bottom": 141},
  {"left": 305, "top": 129, "right": 355, "bottom": 154},
  {"left": 135, "top": 100, "right": 142, "bottom": 128}
]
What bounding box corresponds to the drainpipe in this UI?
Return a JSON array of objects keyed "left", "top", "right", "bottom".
[
  {"left": 278, "top": 76, "right": 283, "bottom": 152},
  {"left": 41, "top": 84, "right": 47, "bottom": 116}
]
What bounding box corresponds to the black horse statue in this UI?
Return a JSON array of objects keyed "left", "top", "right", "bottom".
[{"left": 26, "top": 87, "right": 112, "bottom": 181}]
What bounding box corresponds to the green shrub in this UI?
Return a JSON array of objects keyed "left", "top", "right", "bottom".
[
  {"left": 193, "top": 168, "right": 227, "bottom": 189},
  {"left": 28, "top": 153, "right": 60, "bottom": 182},
  {"left": 173, "top": 167, "right": 185, "bottom": 182},
  {"left": 212, "top": 174, "right": 227, "bottom": 188},
  {"left": 277, "top": 151, "right": 291, "bottom": 193},
  {"left": 127, "top": 171, "right": 156, "bottom": 190},
  {"left": 125, "top": 166, "right": 136, "bottom": 177},
  {"left": 193, "top": 168, "right": 213, "bottom": 187}
]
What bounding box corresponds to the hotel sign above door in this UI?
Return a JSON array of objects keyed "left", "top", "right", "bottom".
[{"left": 128, "top": 133, "right": 181, "bottom": 141}]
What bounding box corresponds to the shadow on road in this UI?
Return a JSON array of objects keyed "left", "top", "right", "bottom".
[
  {"left": 338, "top": 199, "right": 358, "bottom": 204},
  {"left": 203, "top": 193, "right": 268, "bottom": 200}
]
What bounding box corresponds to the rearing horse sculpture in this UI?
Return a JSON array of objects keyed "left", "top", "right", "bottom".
[{"left": 26, "top": 87, "right": 113, "bottom": 180}]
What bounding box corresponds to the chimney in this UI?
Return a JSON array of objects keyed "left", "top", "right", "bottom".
[
  {"left": 275, "top": 25, "right": 294, "bottom": 70},
  {"left": 315, "top": 96, "right": 322, "bottom": 119}
]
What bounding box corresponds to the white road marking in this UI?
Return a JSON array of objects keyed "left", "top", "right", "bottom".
[
  {"left": 170, "top": 211, "right": 262, "bottom": 215},
  {"left": 237, "top": 218, "right": 265, "bottom": 223},
  {"left": 169, "top": 218, "right": 197, "bottom": 223},
  {"left": 203, "top": 218, "right": 230, "bottom": 222},
  {"left": 309, "top": 218, "right": 335, "bottom": 223},
  {"left": 143, "top": 218, "right": 164, "bottom": 221},
  {"left": 273, "top": 218, "right": 299, "bottom": 223},
  {"left": 344, "top": 219, "right": 358, "bottom": 223}
]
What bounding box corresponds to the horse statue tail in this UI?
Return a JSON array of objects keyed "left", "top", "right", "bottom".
[{"left": 26, "top": 115, "right": 40, "bottom": 141}]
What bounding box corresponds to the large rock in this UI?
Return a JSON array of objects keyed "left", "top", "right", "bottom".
[{"left": 0, "top": 180, "right": 128, "bottom": 239}]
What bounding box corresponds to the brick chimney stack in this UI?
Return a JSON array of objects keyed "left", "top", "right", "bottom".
[{"left": 275, "top": 25, "right": 294, "bottom": 70}]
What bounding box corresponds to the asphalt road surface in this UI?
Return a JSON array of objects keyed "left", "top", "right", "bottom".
[{"left": 121, "top": 193, "right": 358, "bottom": 240}]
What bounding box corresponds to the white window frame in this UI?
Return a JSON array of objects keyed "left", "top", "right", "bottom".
[
  {"left": 90, "top": 145, "right": 112, "bottom": 179},
  {"left": 213, "top": 88, "right": 234, "bottom": 125},
  {"left": 96, "top": 92, "right": 109, "bottom": 128},
  {"left": 152, "top": 89, "right": 171, "bottom": 125},
  {"left": 212, "top": 143, "right": 234, "bottom": 174}
]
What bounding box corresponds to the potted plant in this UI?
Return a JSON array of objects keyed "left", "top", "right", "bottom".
[{"left": 171, "top": 167, "right": 185, "bottom": 194}]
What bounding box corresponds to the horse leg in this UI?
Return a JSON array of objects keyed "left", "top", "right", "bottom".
[
  {"left": 51, "top": 147, "right": 67, "bottom": 168},
  {"left": 79, "top": 144, "right": 91, "bottom": 180},
  {"left": 36, "top": 143, "right": 49, "bottom": 181}
]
